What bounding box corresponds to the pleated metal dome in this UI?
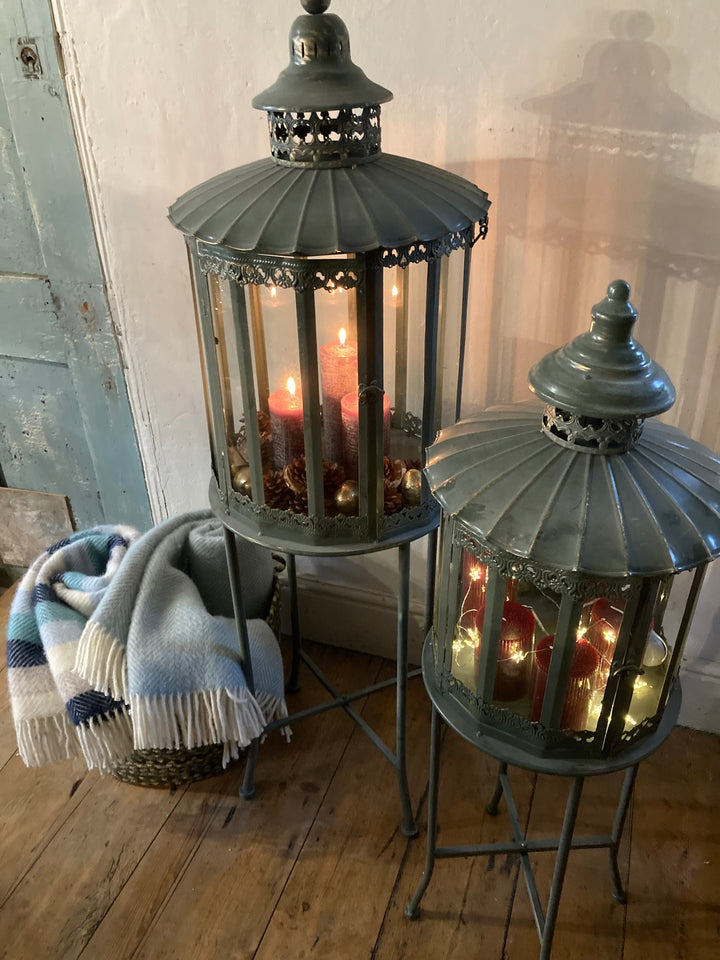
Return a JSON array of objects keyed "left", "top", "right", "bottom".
[
  {"left": 426, "top": 409, "right": 720, "bottom": 578},
  {"left": 426, "top": 282, "right": 720, "bottom": 579},
  {"left": 169, "top": 154, "right": 490, "bottom": 255},
  {"left": 169, "top": 0, "right": 489, "bottom": 255}
]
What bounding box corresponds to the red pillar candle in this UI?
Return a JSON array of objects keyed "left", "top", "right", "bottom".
[
  {"left": 590, "top": 598, "right": 624, "bottom": 633},
  {"left": 584, "top": 619, "right": 617, "bottom": 692},
  {"left": 473, "top": 600, "right": 535, "bottom": 701},
  {"left": 531, "top": 635, "right": 600, "bottom": 730},
  {"left": 268, "top": 376, "right": 304, "bottom": 470},
  {"left": 319, "top": 328, "right": 358, "bottom": 464},
  {"left": 340, "top": 390, "right": 391, "bottom": 478}
]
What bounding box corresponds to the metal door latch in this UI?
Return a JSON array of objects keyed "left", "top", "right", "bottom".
[{"left": 16, "top": 38, "right": 42, "bottom": 78}]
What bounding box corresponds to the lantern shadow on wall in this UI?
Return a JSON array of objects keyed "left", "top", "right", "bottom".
[{"left": 476, "top": 10, "right": 720, "bottom": 454}]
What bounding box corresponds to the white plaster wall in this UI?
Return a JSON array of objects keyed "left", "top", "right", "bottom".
[{"left": 51, "top": 0, "right": 720, "bottom": 728}]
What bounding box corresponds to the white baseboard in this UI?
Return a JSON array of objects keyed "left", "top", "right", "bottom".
[
  {"left": 280, "top": 575, "right": 425, "bottom": 666},
  {"left": 281, "top": 577, "right": 720, "bottom": 735},
  {"left": 678, "top": 657, "right": 720, "bottom": 734}
]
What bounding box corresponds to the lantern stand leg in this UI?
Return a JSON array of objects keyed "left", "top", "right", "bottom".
[
  {"left": 539, "top": 775, "right": 585, "bottom": 960},
  {"left": 405, "top": 704, "right": 443, "bottom": 918},
  {"left": 608, "top": 763, "right": 638, "bottom": 904},
  {"left": 397, "top": 540, "right": 418, "bottom": 837},
  {"left": 285, "top": 552, "right": 301, "bottom": 695},
  {"left": 486, "top": 761, "right": 508, "bottom": 816},
  {"left": 222, "top": 526, "right": 259, "bottom": 800}
]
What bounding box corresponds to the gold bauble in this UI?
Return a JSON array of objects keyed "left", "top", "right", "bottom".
[
  {"left": 335, "top": 480, "right": 359, "bottom": 516},
  {"left": 232, "top": 465, "right": 252, "bottom": 497},
  {"left": 401, "top": 468, "right": 422, "bottom": 507}
]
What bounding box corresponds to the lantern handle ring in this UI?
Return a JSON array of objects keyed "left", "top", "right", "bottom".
[{"left": 610, "top": 663, "right": 645, "bottom": 679}]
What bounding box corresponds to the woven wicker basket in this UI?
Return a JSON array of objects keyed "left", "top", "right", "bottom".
[{"left": 112, "top": 557, "right": 284, "bottom": 788}]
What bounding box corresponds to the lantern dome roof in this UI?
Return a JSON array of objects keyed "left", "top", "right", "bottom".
[
  {"left": 169, "top": 154, "right": 490, "bottom": 255},
  {"left": 425, "top": 408, "right": 720, "bottom": 579},
  {"left": 169, "top": 0, "right": 490, "bottom": 254}
]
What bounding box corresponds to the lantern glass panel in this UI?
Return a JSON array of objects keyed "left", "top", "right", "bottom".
[
  {"left": 208, "top": 275, "right": 247, "bottom": 468},
  {"left": 256, "top": 282, "right": 302, "bottom": 414},
  {"left": 435, "top": 250, "right": 468, "bottom": 427},
  {"left": 623, "top": 571, "right": 692, "bottom": 730}
]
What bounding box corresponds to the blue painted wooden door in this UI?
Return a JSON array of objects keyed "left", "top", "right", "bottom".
[{"left": 0, "top": 1, "right": 151, "bottom": 532}]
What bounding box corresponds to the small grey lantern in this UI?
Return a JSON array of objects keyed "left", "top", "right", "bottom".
[
  {"left": 169, "top": 0, "right": 490, "bottom": 552},
  {"left": 425, "top": 280, "right": 720, "bottom": 759}
]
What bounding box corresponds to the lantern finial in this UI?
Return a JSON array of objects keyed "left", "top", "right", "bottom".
[
  {"left": 301, "top": 0, "right": 331, "bottom": 12},
  {"left": 528, "top": 278, "right": 675, "bottom": 422}
]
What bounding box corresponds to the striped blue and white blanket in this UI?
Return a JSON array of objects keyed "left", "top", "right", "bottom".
[{"left": 6, "top": 510, "right": 287, "bottom": 772}]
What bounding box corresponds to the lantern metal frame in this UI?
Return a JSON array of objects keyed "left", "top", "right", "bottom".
[
  {"left": 424, "top": 281, "right": 720, "bottom": 762},
  {"left": 171, "top": 0, "right": 490, "bottom": 832},
  {"left": 406, "top": 279, "right": 720, "bottom": 955}
]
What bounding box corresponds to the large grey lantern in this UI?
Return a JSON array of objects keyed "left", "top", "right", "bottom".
[
  {"left": 425, "top": 280, "right": 720, "bottom": 758},
  {"left": 169, "top": 0, "right": 490, "bottom": 552}
]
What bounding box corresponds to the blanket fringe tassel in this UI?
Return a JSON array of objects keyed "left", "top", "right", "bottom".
[
  {"left": 130, "top": 688, "right": 273, "bottom": 766},
  {"left": 76, "top": 709, "right": 134, "bottom": 774},
  {"left": 15, "top": 713, "right": 80, "bottom": 768},
  {"left": 75, "top": 622, "right": 128, "bottom": 702}
]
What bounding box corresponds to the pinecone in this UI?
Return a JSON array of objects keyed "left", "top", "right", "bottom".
[
  {"left": 283, "top": 456, "right": 346, "bottom": 516},
  {"left": 384, "top": 486, "right": 404, "bottom": 515},
  {"left": 263, "top": 470, "right": 292, "bottom": 511},
  {"left": 384, "top": 457, "right": 405, "bottom": 488},
  {"left": 404, "top": 457, "right": 422, "bottom": 472}
]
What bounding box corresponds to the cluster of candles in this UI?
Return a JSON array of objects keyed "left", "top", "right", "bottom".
[
  {"left": 453, "top": 556, "right": 661, "bottom": 731},
  {"left": 267, "top": 327, "right": 390, "bottom": 474}
]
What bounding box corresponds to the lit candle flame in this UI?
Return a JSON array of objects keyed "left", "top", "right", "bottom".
[
  {"left": 270, "top": 285, "right": 277, "bottom": 299},
  {"left": 391, "top": 284, "right": 399, "bottom": 298},
  {"left": 339, "top": 327, "right": 347, "bottom": 347},
  {"left": 287, "top": 376, "right": 296, "bottom": 398}
]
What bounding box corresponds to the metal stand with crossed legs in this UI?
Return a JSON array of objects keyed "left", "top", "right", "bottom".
[
  {"left": 406, "top": 635, "right": 682, "bottom": 959},
  {"left": 224, "top": 525, "right": 439, "bottom": 837}
]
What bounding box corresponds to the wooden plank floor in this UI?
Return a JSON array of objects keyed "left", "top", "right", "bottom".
[{"left": 1, "top": 584, "right": 719, "bottom": 960}]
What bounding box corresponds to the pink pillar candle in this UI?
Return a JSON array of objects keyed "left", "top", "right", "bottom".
[
  {"left": 473, "top": 600, "right": 535, "bottom": 701},
  {"left": 531, "top": 635, "right": 600, "bottom": 730},
  {"left": 268, "top": 377, "right": 304, "bottom": 470},
  {"left": 319, "top": 330, "right": 358, "bottom": 464},
  {"left": 340, "top": 390, "right": 391, "bottom": 478}
]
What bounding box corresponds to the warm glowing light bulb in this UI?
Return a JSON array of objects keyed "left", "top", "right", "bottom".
[
  {"left": 287, "top": 376, "right": 296, "bottom": 397},
  {"left": 391, "top": 284, "right": 399, "bottom": 298},
  {"left": 339, "top": 327, "right": 347, "bottom": 347},
  {"left": 270, "top": 285, "right": 277, "bottom": 299},
  {"left": 469, "top": 566, "right": 482, "bottom": 582}
]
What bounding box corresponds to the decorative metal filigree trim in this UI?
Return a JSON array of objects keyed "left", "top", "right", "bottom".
[
  {"left": 542, "top": 405, "right": 645, "bottom": 455},
  {"left": 439, "top": 673, "right": 601, "bottom": 752},
  {"left": 401, "top": 412, "right": 422, "bottom": 438},
  {"left": 618, "top": 710, "right": 662, "bottom": 745},
  {"left": 268, "top": 106, "right": 382, "bottom": 167},
  {"left": 453, "top": 522, "right": 642, "bottom": 601},
  {"left": 225, "top": 489, "right": 437, "bottom": 542},
  {"left": 197, "top": 221, "right": 488, "bottom": 283},
  {"left": 198, "top": 247, "right": 364, "bottom": 292},
  {"left": 379, "top": 500, "right": 438, "bottom": 534},
  {"left": 376, "top": 223, "right": 485, "bottom": 269}
]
